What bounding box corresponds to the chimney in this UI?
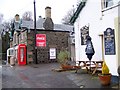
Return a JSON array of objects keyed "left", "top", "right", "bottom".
[
  {"left": 45, "top": 6, "right": 51, "bottom": 18},
  {"left": 43, "top": 6, "right": 54, "bottom": 30}
]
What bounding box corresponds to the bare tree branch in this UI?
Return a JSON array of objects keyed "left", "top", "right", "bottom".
[
  {"left": 61, "top": 8, "right": 75, "bottom": 25},
  {"left": 61, "top": 0, "right": 85, "bottom": 25},
  {"left": 22, "top": 11, "right": 33, "bottom": 21},
  {"left": 0, "top": 13, "right": 4, "bottom": 24}
]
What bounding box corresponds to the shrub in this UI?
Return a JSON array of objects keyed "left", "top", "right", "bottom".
[{"left": 57, "top": 50, "right": 70, "bottom": 65}]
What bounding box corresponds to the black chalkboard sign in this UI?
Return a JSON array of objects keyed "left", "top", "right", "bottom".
[
  {"left": 104, "top": 28, "right": 116, "bottom": 55},
  {"left": 81, "top": 26, "right": 89, "bottom": 45}
]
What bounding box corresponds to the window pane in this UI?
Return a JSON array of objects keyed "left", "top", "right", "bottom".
[
  {"left": 107, "top": 0, "right": 113, "bottom": 7},
  {"left": 103, "top": 0, "right": 120, "bottom": 9},
  {"left": 10, "top": 50, "right": 13, "bottom": 55},
  {"left": 113, "top": 0, "right": 120, "bottom": 4}
]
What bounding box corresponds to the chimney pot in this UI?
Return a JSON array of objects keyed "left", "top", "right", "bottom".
[
  {"left": 45, "top": 6, "right": 51, "bottom": 10},
  {"left": 45, "top": 6, "right": 51, "bottom": 18}
]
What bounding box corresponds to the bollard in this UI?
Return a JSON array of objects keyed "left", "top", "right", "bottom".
[{"left": 10, "top": 56, "right": 15, "bottom": 66}]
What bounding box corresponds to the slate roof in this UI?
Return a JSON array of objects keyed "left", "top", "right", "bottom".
[
  {"left": 54, "top": 24, "right": 73, "bottom": 32},
  {"left": 21, "top": 18, "right": 73, "bottom": 32},
  {"left": 21, "top": 20, "right": 34, "bottom": 29}
]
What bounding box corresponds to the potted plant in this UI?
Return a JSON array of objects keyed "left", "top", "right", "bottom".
[
  {"left": 57, "top": 48, "right": 72, "bottom": 70},
  {"left": 98, "top": 61, "right": 112, "bottom": 86}
]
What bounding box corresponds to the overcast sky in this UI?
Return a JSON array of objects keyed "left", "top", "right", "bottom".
[{"left": 0, "top": 0, "right": 78, "bottom": 24}]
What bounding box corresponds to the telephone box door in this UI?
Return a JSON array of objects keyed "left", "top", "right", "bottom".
[{"left": 18, "top": 44, "right": 26, "bottom": 65}]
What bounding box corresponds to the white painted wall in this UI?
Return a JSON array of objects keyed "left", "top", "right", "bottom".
[
  {"left": 74, "top": 0, "right": 119, "bottom": 75},
  {"left": 101, "top": 6, "right": 118, "bottom": 76}
]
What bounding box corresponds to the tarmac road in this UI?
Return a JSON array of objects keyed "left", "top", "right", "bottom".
[
  {"left": 2, "top": 63, "right": 79, "bottom": 88},
  {"left": 2, "top": 62, "right": 118, "bottom": 89}
]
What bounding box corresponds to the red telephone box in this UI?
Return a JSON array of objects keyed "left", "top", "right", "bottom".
[{"left": 18, "top": 44, "right": 27, "bottom": 65}]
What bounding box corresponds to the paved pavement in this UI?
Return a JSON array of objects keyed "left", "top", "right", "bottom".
[
  {"left": 0, "top": 66, "right": 1, "bottom": 90},
  {"left": 2, "top": 62, "right": 119, "bottom": 89}
]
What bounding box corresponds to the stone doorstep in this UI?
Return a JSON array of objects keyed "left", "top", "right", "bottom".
[{"left": 112, "top": 84, "right": 119, "bottom": 89}]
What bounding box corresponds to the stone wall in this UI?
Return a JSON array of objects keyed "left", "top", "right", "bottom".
[
  {"left": 27, "top": 31, "right": 34, "bottom": 63},
  {"left": 27, "top": 29, "right": 69, "bottom": 63}
]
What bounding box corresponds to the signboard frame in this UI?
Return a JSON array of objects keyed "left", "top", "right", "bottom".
[
  {"left": 104, "top": 28, "right": 116, "bottom": 55},
  {"left": 49, "top": 48, "right": 56, "bottom": 59},
  {"left": 36, "top": 34, "right": 46, "bottom": 47},
  {"left": 80, "top": 25, "right": 89, "bottom": 45}
]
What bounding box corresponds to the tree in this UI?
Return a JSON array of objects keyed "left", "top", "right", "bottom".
[
  {"left": 2, "top": 31, "right": 10, "bottom": 60},
  {"left": 0, "top": 13, "right": 3, "bottom": 24},
  {"left": 2, "top": 21, "right": 11, "bottom": 32},
  {"left": 61, "top": 0, "right": 85, "bottom": 25},
  {"left": 22, "top": 11, "right": 33, "bottom": 21},
  {"left": 1, "top": 21, "right": 11, "bottom": 45},
  {"left": 0, "top": 13, "right": 4, "bottom": 35},
  {"left": 61, "top": 7, "right": 75, "bottom": 25},
  {"left": 1, "top": 21, "right": 11, "bottom": 60}
]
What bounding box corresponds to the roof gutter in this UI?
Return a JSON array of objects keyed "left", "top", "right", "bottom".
[{"left": 69, "top": 1, "right": 86, "bottom": 25}]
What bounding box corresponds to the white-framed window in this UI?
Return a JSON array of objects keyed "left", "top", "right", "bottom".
[
  {"left": 113, "top": 0, "right": 120, "bottom": 5},
  {"left": 9, "top": 49, "right": 14, "bottom": 56},
  {"left": 103, "top": 0, "right": 120, "bottom": 9},
  {"left": 104, "top": 0, "right": 113, "bottom": 8}
]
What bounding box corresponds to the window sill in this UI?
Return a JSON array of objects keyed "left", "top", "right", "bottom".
[{"left": 102, "top": 3, "right": 120, "bottom": 12}]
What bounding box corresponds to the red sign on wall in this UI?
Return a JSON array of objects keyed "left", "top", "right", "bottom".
[{"left": 36, "top": 34, "right": 46, "bottom": 47}]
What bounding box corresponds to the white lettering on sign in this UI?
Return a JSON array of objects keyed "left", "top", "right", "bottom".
[
  {"left": 36, "top": 34, "right": 46, "bottom": 47},
  {"left": 36, "top": 37, "right": 45, "bottom": 40},
  {"left": 37, "top": 42, "right": 45, "bottom": 44},
  {"left": 37, "top": 42, "right": 45, "bottom": 45}
]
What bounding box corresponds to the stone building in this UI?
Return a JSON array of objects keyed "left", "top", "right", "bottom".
[{"left": 10, "top": 6, "right": 74, "bottom": 64}]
